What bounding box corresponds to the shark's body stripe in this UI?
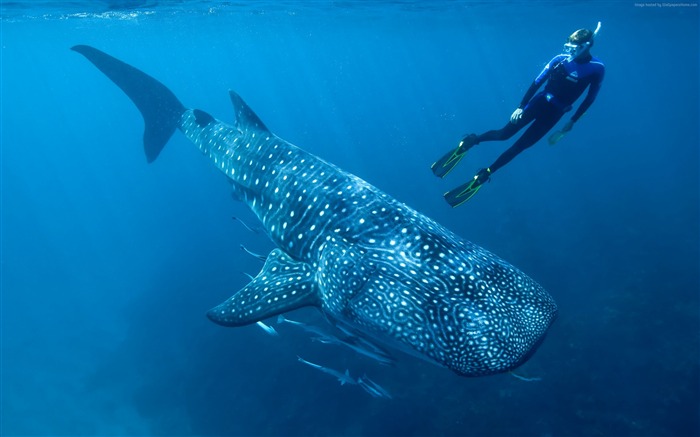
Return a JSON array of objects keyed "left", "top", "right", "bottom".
[{"left": 74, "top": 46, "right": 557, "bottom": 377}]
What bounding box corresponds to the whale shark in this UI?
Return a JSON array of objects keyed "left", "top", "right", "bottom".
[{"left": 72, "top": 45, "right": 557, "bottom": 377}]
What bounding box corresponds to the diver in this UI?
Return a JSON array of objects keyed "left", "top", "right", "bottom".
[{"left": 432, "top": 23, "right": 605, "bottom": 207}]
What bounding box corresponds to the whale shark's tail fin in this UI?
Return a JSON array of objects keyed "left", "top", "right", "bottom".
[{"left": 71, "top": 45, "right": 186, "bottom": 163}]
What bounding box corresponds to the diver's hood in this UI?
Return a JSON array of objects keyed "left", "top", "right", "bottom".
[{"left": 563, "top": 21, "right": 601, "bottom": 61}]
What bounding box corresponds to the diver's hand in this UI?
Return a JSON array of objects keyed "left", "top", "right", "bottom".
[
  {"left": 561, "top": 120, "right": 574, "bottom": 133},
  {"left": 510, "top": 108, "right": 523, "bottom": 124}
]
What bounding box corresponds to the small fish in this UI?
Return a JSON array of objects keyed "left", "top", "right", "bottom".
[
  {"left": 279, "top": 314, "right": 396, "bottom": 366},
  {"left": 311, "top": 334, "right": 396, "bottom": 366},
  {"left": 277, "top": 314, "right": 330, "bottom": 338},
  {"left": 509, "top": 372, "right": 542, "bottom": 382},
  {"left": 297, "top": 356, "right": 357, "bottom": 386},
  {"left": 335, "top": 324, "right": 397, "bottom": 365},
  {"left": 239, "top": 271, "right": 255, "bottom": 281},
  {"left": 240, "top": 244, "right": 267, "bottom": 262},
  {"left": 232, "top": 216, "right": 262, "bottom": 234},
  {"left": 255, "top": 321, "right": 279, "bottom": 337},
  {"left": 357, "top": 374, "right": 393, "bottom": 399}
]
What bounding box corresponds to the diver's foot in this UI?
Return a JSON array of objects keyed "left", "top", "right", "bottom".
[
  {"left": 431, "top": 134, "right": 479, "bottom": 179},
  {"left": 473, "top": 167, "right": 491, "bottom": 187},
  {"left": 458, "top": 133, "right": 478, "bottom": 152},
  {"left": 443, "top": 167, "right": 492, "bottom": 208}
]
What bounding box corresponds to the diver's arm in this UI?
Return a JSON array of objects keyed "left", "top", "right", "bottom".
[
  {"left": 511, "top": 80, "right": 540, "bottom": 123},
  {"left": 562, "top": 85, "right": 597, "bottom": 133},
  {"left": 512, "top": 55, "right": 565, "bottom": 124},
  {"left": 511, "top": 57, "right": 554, "bottom": 123},
  {"left": 569, "top": 65, "right": 605, "bottom": 125},
  {"left": 518, "top": 81, "right": 541, "bottom": 109},
  {"left": 518, "top": 55, "right": 563, "bottom": 108},
  {"left": 570, "top": 81, "right": 601, "bottom": 123}
]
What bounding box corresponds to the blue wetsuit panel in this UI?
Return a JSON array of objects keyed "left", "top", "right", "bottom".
[{"left": 538, "top": 55, "right": 605, "bottom": 121}]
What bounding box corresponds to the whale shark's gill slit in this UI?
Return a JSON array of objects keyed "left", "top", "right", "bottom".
[{"left": 71, "top": 45, "right": 186, "bottom": 163}]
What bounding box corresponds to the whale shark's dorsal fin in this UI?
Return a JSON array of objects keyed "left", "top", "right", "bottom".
[
  {"left": 228, "top": 90, "right": 269, "bottom": 133},
  {"left": 207, "top": 249, "right": 319, "bottom": 326}
]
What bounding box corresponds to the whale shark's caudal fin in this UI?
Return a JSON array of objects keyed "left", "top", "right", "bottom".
[{"left": 71, "top": 45, "right": 186, "bottom": 163}]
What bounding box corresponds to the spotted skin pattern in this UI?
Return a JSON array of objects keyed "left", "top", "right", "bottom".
[
  {"left": 74, "top": 46, "right": 557, "bottom": 377},
  {"left": 181, "top": 95, "right": 557, "bottom": 376}
]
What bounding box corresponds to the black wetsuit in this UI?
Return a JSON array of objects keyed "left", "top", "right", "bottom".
[{"left": 477, "top": 53, "right": 605, "bottom": 173}]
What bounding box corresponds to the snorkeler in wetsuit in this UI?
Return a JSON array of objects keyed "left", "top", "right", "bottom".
[{"left": 433, "top": 23, "right": 605, "bottom": 207}]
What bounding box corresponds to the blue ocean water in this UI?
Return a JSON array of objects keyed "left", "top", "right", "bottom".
[{"left": 1, "top": 1, "right": 698, "bottom": 435}]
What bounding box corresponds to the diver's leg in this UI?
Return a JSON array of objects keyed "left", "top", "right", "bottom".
[
  {"left": 473, "top": 98, "right": 541, "bottom": 144},
  {"left": 439, "top": 110, "right": 532, "bottom": 178},
  {"left": 433, "top": 108, "right": 527, "bottom": 177},
  {"left": 475, "top": 121, "right": 521, "bottom": 143},
  {"left": 436, "top": 97, "right": 541, "bottom": 179},
  {"left": 488, "top": 112, "right": 562, "bottom": 173}
]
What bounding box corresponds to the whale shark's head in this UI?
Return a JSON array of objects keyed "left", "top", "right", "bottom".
[
  {"left": 313, "top": 231, "right": 557, "bottom": 377},
  {"left": 441, "top": 258, "right": 557, "bottom": 376}
]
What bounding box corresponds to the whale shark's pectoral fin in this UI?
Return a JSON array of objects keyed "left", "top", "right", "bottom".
[
  {"left": 228, "top": 90, "right": 269, "bottom": 133},
  {"left": 207, "top": 249, "right": 319, "bottom": 327}
]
